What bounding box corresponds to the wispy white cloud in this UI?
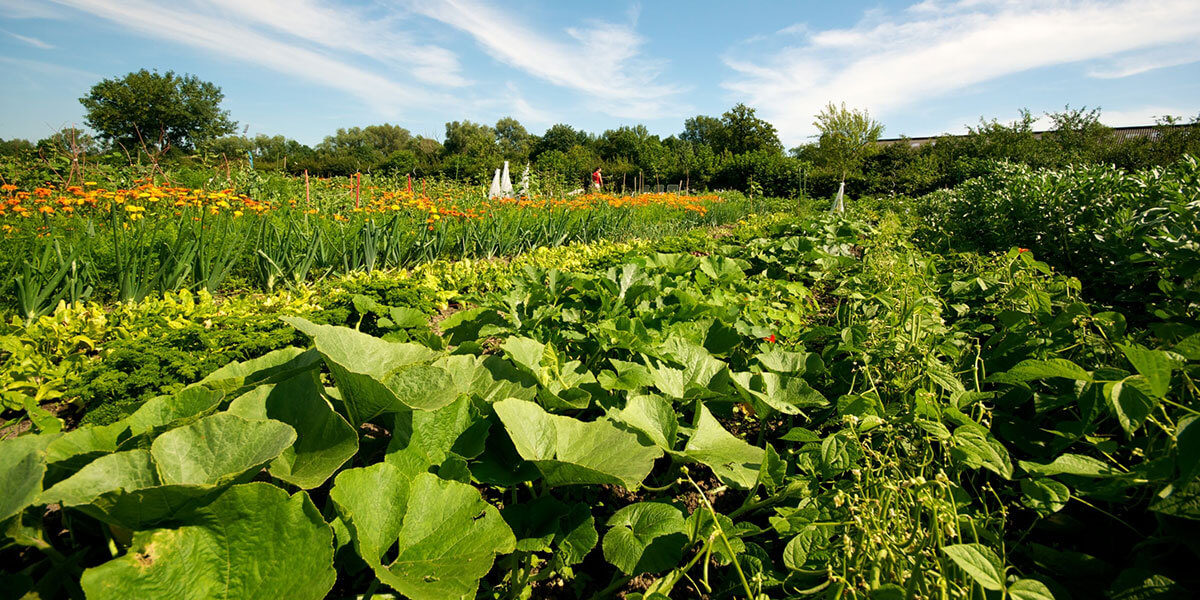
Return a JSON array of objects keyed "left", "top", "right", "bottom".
[
  {"left": 1086, "top": 44, "right": 1200, "bottom": 79},
  {"left": 406, "top": 0, "right": 686, "bottom": 119},
  {"left": 1098, "top": 105, "right": 1200, "bottom": 126},
  {"left": 0, "top": 55, "right": 97, "bottom": 80},
  {"left": 0, "top": 0, "right": 63, "bottom": 19},
  {"left": 205, "top": 0, "right": 469, "bottom": 87},
  {"left": 47, "top": 0, "right": 463, "bottom": 117},
  {"left": 2, "top": 29, "right": 54, "bottom": 49},
  {"left": 724, "top": 0, "right": 1200, "bottom": 144}
]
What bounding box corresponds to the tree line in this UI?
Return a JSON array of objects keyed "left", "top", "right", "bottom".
[{"left": 2, "top": 69, "right": 1198, "bottom": 198}]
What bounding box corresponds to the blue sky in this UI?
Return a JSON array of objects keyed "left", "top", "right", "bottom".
[{"left": 2, "top": 0, "right": 1198, "bottom": 147}]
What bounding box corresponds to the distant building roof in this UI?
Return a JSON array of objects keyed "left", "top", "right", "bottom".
[{"left": 876, "top": 123, "right": 1194, "bottom": 148}]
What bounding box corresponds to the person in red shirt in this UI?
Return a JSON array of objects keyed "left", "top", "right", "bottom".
[{"left": 592, "top": 167, "right": 603, "bottom": 191}]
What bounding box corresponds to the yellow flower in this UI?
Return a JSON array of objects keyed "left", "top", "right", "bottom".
[{"left": 233, "top": 210, "right": 244, "bottom": 217}]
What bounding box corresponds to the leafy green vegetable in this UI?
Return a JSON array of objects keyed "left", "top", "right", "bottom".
[
  {"left": 227, "top": 369, "right": 357, "bottom": 489},
  {"left": 602, "top": 502, "right": 687, "bottom": 574},
  {"left": 683, "top": 403, "right": 764, "bottom": 489},
  {"left": 331, "top": 465, "right": 515, "bottom": 600},
  {"left": 0, "top": 434, "right": 55, "bottom": 522},
  {"left": 942, "top": 543, "right": 1005, "bottom": 591},
  {"left": 80, "top": 483, "right": 335, "bottom": 600},
  {"left": 494, "top": 398, "right": 661, "bottom": 489}
]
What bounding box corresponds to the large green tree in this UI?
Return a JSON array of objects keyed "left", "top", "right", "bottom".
[
  {"left": 681, "top": 115, "right": 726, "bottom": 150},
  {"left": 720, "top": 104, "right": 782, "bottom": 155},
  {"left": 80, "top": 69, "right": 237, "bottom": 151}
]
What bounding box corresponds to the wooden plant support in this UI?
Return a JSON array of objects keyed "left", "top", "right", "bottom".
[{"left": 304, "top": 170, "right": 310, "bottom": 208}]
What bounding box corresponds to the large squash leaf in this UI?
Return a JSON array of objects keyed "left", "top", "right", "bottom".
[
  {"left": 40, "top": 413, "right": 295, "bottom": 529},
  {"left": 80, "top": 483, "right": 335, "bottom": 600},
  {"left": 331, "top": 465, "right": 515, "bottom": 600},
  {"left": 683, "top": 403, "right": 764, "bottom": 489},
  {"left": 385, "top": 395, "right": 485, "bottom": 480},
  {"left": 196, "top": 346, "right": 322, "bottom": 393},
  {"left": 494, "top": 398, "right": 661, "bottom": 489},
  {"left": 0, "top": 434, "right": 57, "bottom": 522},
  {"left": 614, "top": 394, "right": 678, "bottom": 452},
  {"left": 227, "top": 369, "right": 358, "bottom": 489},
  {"left": 602, "top": 502, "right": 687, "bottom": 574},
  {"left": 284, "top": 316, "right": 450, "bottom": 424},
  {"left": 151, "top": 412, "right": 296, "bottom": 485}
]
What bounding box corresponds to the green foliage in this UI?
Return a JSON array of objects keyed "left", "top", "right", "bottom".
[
  {"left": 4, "top": 176, "right": 1200, "bottom": 599},
  {"left": 80, "top": 69, "right": 237, "bottom": 151},
  {"left": 915, "top": 155, "right": 1200, "bottom": 309},
  {"left": 812, "top": 101, "right": 884, "bottom": 182}
]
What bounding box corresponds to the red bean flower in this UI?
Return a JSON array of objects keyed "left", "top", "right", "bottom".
[{"left": 764, "top": 334, "right": 776, "bottom": 343}]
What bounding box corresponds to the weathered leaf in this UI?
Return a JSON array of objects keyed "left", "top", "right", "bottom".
[
  {"left": 495, "top": 398, "right": 661, "bottom": 489},
  {"left": 942, "top": 543, "right": 1005, "bottom": 591},
  {"left": 683, "top": 403, "right": 764, "bottom": 489},
  {"left": 602, "top": 502, "right": 686, "bottom": 574},
  {"left": 80, "top": 483, "right": 335, "bottom": 600}
]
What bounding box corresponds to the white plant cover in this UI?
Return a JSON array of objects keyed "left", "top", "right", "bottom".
[
  {"left": 500, "top": 161, "right": 514, "bottom": 198},
  {"left": 518, "top": 163, "right": 530, "bottom": 197},
  {"left": 488, "top": 168, "right": 502, "bottom": 199},
  {"left": 830, "top": 181, "right": 845, "bottom": 213}
]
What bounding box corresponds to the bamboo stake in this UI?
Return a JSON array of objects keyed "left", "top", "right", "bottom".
[{"left": 304, "top": 169, "right": 310, "bottom": 208}]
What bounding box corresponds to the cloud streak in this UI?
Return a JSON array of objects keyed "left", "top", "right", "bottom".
[
  {"left": 407, "top": 0, "right": 685, "bottom": 119},
  {"left": 205, "top": 0, "right": 469, "bottom": 87},
  {"left": 48, "top": 0, "right": 462, "bottom": 118},
  {"left": 724, "top": 0, "right": 1200, "bottom": 144},
  {"left": 2, "top": 28, "right": 54, "bottom": 49}
]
